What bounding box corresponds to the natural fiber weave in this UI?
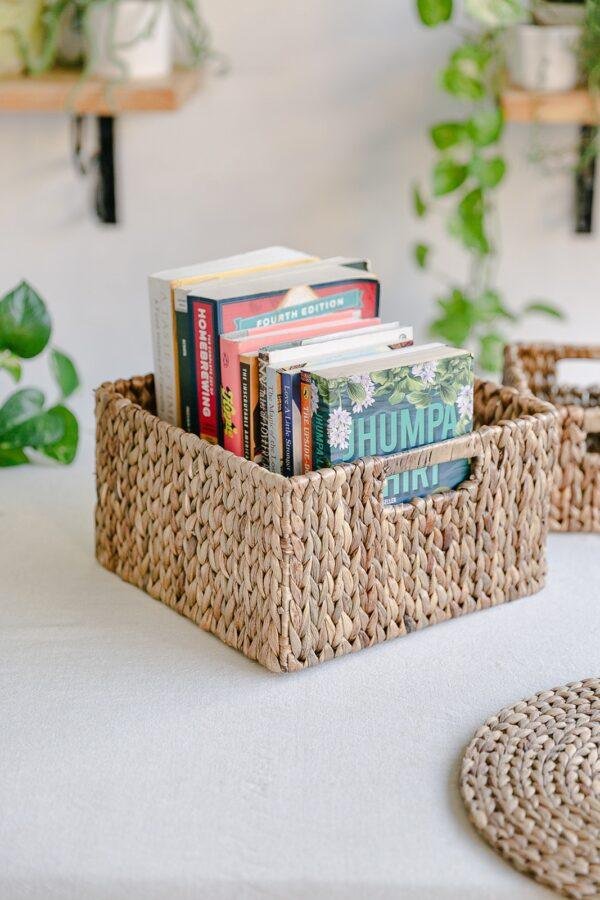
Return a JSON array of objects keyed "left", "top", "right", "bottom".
[
  {"left": 460, "top": 678, "right": 600, "bottom": 899},
  {"left": 504, "top": 343, "right": 600, "bottom": 532},
  {"left": 95, "top": 375, "right": 557, "bottom": 672}
]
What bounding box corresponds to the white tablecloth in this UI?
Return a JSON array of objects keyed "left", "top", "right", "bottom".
[{"left": 2, "top": 429, "right": 598, "bottom": 899}]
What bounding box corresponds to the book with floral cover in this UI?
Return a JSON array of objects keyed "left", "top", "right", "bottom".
[{"left": 301, "top": 346, "right": 473, "bottom": 504}]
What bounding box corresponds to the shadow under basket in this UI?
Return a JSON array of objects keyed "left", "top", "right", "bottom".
[
  {"left": 95, "top": 375, "right": 557, "bottom": 672},
  {"left": 504, "top": 343, "right": 600, "bottom": 533}
]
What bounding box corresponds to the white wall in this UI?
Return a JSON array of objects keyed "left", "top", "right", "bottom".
[{"left": 1, "top": 0, "right": 599, "bottom": 420}]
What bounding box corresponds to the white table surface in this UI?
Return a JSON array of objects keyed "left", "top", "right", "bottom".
[{"left": 2, "top": 428, "right": 599, "bottom": 900}]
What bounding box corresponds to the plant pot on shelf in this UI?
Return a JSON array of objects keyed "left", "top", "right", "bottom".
[
  {"left": 532, "top": 1, "right": 586, "bottom": 27},
  {"left": 88, "top": 0, "right": 173, "bottom": 81},
  {"left": 506, "top": 23, "right": 582, "bottom": 91},
  {"left": 0, "top": 0, "right": 43, "bottom": 75}
]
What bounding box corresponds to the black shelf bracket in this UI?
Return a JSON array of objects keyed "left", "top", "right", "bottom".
[
  {"left": 71, "top": 114, "right": 118, "bottom": 224},
  {"left": 575, "top": 124, "right": 597, "bottom": 234}
]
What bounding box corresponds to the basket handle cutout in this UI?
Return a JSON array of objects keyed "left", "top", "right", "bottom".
[
  {"left": 381, "top": 432, "right": 482, "bottom": 478},
  {"left": 556, "top": 356, "right": 600, "bottom": 390}
]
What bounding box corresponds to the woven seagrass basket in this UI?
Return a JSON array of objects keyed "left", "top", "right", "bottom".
[
  {"left": 504, "top": 343, "right": 600, "bottom": 532},
  {"left": 95, "top": 374, "right": 557, "bottom": 672}
]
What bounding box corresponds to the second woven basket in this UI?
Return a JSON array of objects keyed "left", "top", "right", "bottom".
[{"left": 504, "top": 342, "right": 600, "bottom": 532}]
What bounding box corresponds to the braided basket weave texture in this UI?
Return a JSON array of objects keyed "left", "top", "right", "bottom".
[
  {"left": 95, "top": 375, "right": 557, "bottom": 673},
  {"left": 504, "top": 343, "right": 600, "bottom": 532},
  {"left": 461, "top": 678, "right": 600, "bottom": 899}
]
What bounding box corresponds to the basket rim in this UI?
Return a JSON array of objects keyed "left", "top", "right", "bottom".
[{"left": 95, "top": 373, "right": 557, "bottom": 491}]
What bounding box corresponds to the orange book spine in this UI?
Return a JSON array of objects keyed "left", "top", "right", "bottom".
[{"left": 300, "top": 371, "right": 313, "bottom": 474}]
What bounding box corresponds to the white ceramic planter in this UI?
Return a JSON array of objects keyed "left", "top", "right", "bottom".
[
  {"left": 88, "top": 0, "right": 173, "bottom": 80},
  {"left": 506, "top": 24, "right": 582, "bottom": 92}
]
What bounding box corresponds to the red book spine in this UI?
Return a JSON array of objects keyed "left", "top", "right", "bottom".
[
  {"left": 219, "top": 336, "right": 244, "bottom": 455},
  {"left": 191, "top": 299, "right": 219, "bottom": 444},
  {"left": 300, "top": 371, "right": 313, "bottom": 474}
]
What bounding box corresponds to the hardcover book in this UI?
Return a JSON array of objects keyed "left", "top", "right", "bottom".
[
  {"left": 149, "top": 246, "right": 314, "bottom": 427},
  {"left": 303, "top": 346, "right": 474, "bottom": 504},
  {"left": 182, "top": 262, "right": 380, "bottom": 445}
]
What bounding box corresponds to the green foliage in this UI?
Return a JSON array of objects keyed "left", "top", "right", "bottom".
[
  {"left": 416, "top": 0, "right": 453, "bottom": 27},
  {"left": 0, "top": 282, "right": 79, "bottom": 467},
  {"left": 13, "top": 0, "right": 214, "bottom": 77},
  {"left": 412, "top": 1, "right": 565, "bottom": 373},
  {"left": 413, "top": 243, "right": 430, "bottom": 269}
]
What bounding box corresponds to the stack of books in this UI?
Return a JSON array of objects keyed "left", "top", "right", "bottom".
[{"left": 149, "top": 246, "right": 474, "bottom": 505}]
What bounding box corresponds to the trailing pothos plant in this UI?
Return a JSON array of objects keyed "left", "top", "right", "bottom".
[
  {"left": 0, "top": 282, "right": 79, "bottom": 467},
  {"left": 413, "top": 0, "right": 564, "bottom": 374},
  {"left": 16, "top": 0, "right": 213, "bottom": 76}
]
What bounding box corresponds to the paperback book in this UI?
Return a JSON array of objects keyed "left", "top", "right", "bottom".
[
  {"left": 261, "top": 323, "right": 413, "bottom": 475},
  {"left": 302, "top": 346, "right": 474, "bottom": 504},
  {"left": 219, "top": 312, "right": 373, "bottom": 457}
]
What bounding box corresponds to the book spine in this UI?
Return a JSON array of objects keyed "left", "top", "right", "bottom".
[
  {"left": 148, "top": 277, "right": 178, "bottom": 425},
  {"left": 266, "top": 367, "right": 282, "bottom": 473},
  {"left": 220, "top": 336, "right": 245, "bottom": 455},
  {"left": 290, "top": 372, "right": 304, "bottom": 476},
  {"left": 240, "top": 358, "right": 252, "bottom": 460},
  {"left": 241, "top": 354, "right": 261, "bottom": 463},
  {"left": 300, "top": 371, "right": 313, "bottom": 474},
  {"left": 312, "top": 382, "right": 329, "bottom": 471},
  {"left": 258, "top": 356, "right": 270, "bottom": 469},
  {"left": 176, "top": 308, "right": 196, "bottom": 433},
  {"left": 189, "top": 298, "right": 219, "bottom": 444},
  {"left": 281, "top": 371, "right": 294, "bottom": 477}
]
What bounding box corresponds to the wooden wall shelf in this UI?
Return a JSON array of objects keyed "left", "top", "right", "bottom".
[
  {"left": 501, "top": 86, "right": 599, "bottom": 124},
  {"left": 0, "top": 68, "right": 201, "bottom": 223},
  {"left": 501, "top": 85, "right": 599, "bottom": 233},
  {"left": 0, "top": 67, "right": 200, "bottom": 115}
]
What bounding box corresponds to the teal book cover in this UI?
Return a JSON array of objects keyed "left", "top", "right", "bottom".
[{"left": 310, "top": 352, "right": 474, "bottom": 504}]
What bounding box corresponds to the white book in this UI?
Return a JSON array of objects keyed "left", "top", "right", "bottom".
[{"left": 148, "top": 246, "right": 314, "bottom": 425}]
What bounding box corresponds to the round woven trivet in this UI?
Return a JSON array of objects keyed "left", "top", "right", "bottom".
[{"left": 460, "top": 679, "right": 600, "bottom": 899}]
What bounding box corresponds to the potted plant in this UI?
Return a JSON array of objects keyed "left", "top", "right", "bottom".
[
  {"left": 505, "top": 0, "right": 586, "bottom": 91},
  {"left": 0, "top": 0, "right": 44, "bottom": 74},
  {"left": 22, "top": 0, "right": 212, "bottom": 79}
]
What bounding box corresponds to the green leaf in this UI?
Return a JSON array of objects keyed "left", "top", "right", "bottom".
[
  {"left": 439, "top": 382, "right": 459, "bottom": 404},
  {"left": 416, "top": 0, "right": 453, "bottom": 26},
  {"left": 522, "top": 301, "right": 565, "bottom": 319},
  {"left": 406, "top": 389, "right": 431, "bottom": 408},
  {"left": 413, "top": 243, "right": 430, "bottom": 269},
  {"left": 479, "top": 332, "right": 505, "bottom": 374},
  {"left": 433, "top": 159, "right": 468, "bottom": 196},
  {"left": 0, "top": 447, "right": 29, "bottom": 467},
  {"left": 41, "top": 405, "right": 79, "bottom": 464},
  {"left": 430, "top": 289, "right": 477, "bottom": 346},
  {"left": 448, "top": 188, "right": 490, "bottom": 254},
  {"left": 450, "top": 44, "right": 492, "bottom": 72},
  {"left": 0, "top": 349, "right": 22, "bottom": 382},
  {"left": 412, "top": 184, "right": 427, "bottom": 218},
  {"left": 467, "top": 107, "right": 504, "bottom": 147},
  {"left": 347, "top": 380, "right": 367, "bottom": 404},
  {"left": 476, "top": 290, "right": 517, "bottom": 323},
  {"left": 430, "top": 121, "right": 466, "bottom": 150},
  {"left": 50, "top": 348, "right": 80, "bottom": 398},
  {"left": 0, "top": 281, "right": 51, "bottom": 359},
  {"left": 464, "top": 0, "right": 528, "bottom": 28},
  {"left": 0, "top": 406, "right": 65, "bottom": 450},
  {"left": 470, "top": 155, "right": 506, "bottom": 188},
  {"left": 0, "top": 388, "right": 45, "bottom": 436},
  {"left": 440, "top": 64, "right": 485, "bottom": 101}
]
